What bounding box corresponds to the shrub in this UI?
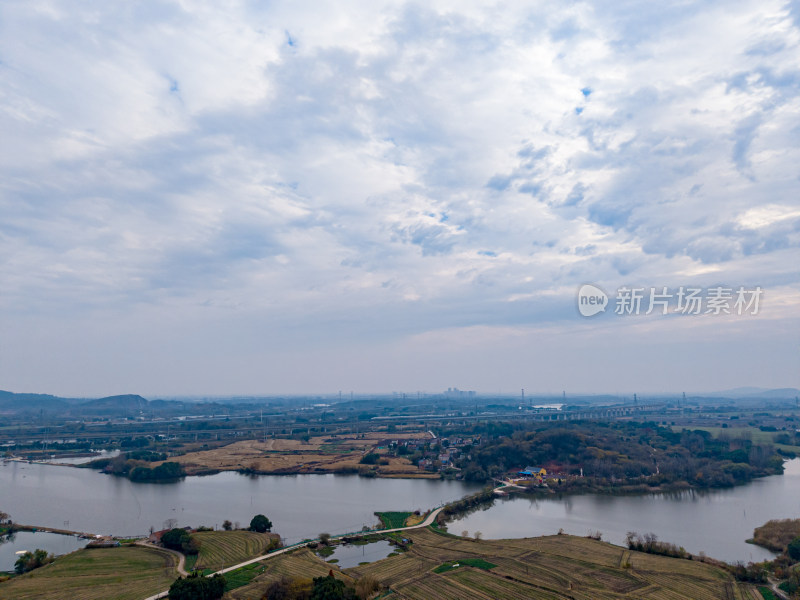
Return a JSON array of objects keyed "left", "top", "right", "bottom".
[
  {"left": 788, "top": 537, "right": 800, "bottom": 561},
  {"left": 14, "top": 549, "right": 53, "bottom": 574},
  {"left": 168, "top": 573, "right": 225, "bottom": 600}
]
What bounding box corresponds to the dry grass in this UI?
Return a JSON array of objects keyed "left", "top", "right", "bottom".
[
  {"left": 751, "top": 519, "right": 800, "bottom": 552},
  {"left": 225, "top": 548, "right": 355, "bottom": 600},
  {"left": 160, "top": 434, "right": 431, "bottom": 477}
]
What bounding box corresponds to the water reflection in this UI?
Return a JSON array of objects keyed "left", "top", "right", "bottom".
[{"left": 447, "top": 459, "right": 800, "bottom": 563}]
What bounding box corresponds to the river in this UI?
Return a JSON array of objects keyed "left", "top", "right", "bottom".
[{"left": 447, "top": 458, "right": 800, "bottom": 563}]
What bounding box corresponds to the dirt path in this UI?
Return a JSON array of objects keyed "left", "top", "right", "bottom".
[{"left": 136, "top": 541, "right": 187, "bottom": 576}]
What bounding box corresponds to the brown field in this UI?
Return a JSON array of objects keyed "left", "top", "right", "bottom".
[
  {"left": 162, "top": 432, "right": 435, "bottom": 477},
  {"left": 225, "top": 548, "right": 356, "bottom": 600},
  {"left": 344, "top": 529, "right": 759, "bottom": 600},
  {"left": 213, "top": 527, "right": 760, "bottom": 599}
]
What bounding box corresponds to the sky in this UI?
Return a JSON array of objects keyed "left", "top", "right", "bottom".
[{"left": 1, "top": 0, "right": 799, "bottom": 398}]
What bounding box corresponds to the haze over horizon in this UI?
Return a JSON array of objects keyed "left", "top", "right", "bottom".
[{"left": 1, "top": 1, "right": 798, "bottom": 397}]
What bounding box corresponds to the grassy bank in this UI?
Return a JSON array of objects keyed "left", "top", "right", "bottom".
[
  {"left": 0, "top": 545, "right": 178, "bottom": 600},
  {"left": 375, "top": 512, "right": 413, "bottom": 529}
]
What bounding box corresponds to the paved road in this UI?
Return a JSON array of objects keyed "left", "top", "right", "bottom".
[{"left": 142, "top": 506, "right": 445, "bottom": 600}]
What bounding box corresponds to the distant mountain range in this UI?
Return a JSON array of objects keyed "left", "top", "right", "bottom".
[
  {"left": 1, "top": 386, "right": 798, "bottom": 417},
  {"left": 0, "top": 390, "right": 149, "bottom": 415}
]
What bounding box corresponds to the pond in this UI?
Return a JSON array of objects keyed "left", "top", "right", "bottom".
[
  {"left": 319, "top": 540, "right": 397, "bottom": 569},
  {"left": 0, "top": 531, "right": 87, "bottom": 572}
]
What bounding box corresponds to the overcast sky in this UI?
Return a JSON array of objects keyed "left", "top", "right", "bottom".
[{"left": 1, "top": 1, "right": 798, "bottom": 398}]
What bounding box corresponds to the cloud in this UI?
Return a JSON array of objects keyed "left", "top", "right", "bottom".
[{"left": 0, "top": 0, "right": 798, "bottom": 394}]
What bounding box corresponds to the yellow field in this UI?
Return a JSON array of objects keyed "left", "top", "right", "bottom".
[
  {"left": 159, "top": 433, "right": 432, "bottom": 477},
  {"left": 193, "top": 530, "right": 279, "bottom": 570},
  {"left": 0, "top": 545, "right": 178, "bottom": 600}
]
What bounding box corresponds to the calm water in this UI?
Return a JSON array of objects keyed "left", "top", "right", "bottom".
[
  {"left": 0, "top": 531, "right": 86, "bottom": 571},
  {"left": 3, "top": 460, "right": 799, "bottom": 563},
  {"left": 0, "top": 461, "right": 481, "bottom": 543},
  {"left": 448, "top": 458, "right": 800, "bottom": 563},
  {"left": 321, "top": 540, "right": 396, "bottom": 568},
  {"left": 47, "top": 450, "right": 121, "bottom": 465}
]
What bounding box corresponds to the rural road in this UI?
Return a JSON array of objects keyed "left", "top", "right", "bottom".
[
  {"left": 142, "top": 506, "right": 445, "bottom": 600},
  {"left": 135, "top": 542, "right": 188, "bottom": 577}
]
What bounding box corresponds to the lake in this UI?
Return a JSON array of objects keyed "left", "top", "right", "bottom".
[
  {"left": 2, "top": 459, "right": 798, "bottom": 564},
  {"left": 447, "top": 458, "right": 800, "bottom": 563},
  {"left": 0, "top": 461, "right": 481, "bottom": 544}
]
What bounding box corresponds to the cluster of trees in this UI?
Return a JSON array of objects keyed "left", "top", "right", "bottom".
[
  {"left": 455, "top": 421, "right": 783, "bottom": 488},
  {"left": 161, "top": 528, "right": 199, "bottom": 555},
  {"left": 130, "top": 461, "right": 185, "bottom": 482},
  {"left": 263, "top": 574, "right": 379, "bottom": 600},
  {"left": 85, "top": 453, "right": 185, "bottom": 481},
  {"left": 438, "top": 489, "right": 494, "bottom": 522},
  {"left": 625, "top": 531, "right": 689, "bottom": 560},
  {"left": 168, "top": 573, "right": 226, "bottom": 600},
  {"left": 358, "top": 453, "right": 380, "bottom": 465},
  {"left": 14, "top": 548, "right": 54, "bottom": 574}
]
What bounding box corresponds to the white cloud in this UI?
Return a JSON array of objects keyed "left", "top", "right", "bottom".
[{"left": 0, "top": 0, "right": 798, "bottom": 394}]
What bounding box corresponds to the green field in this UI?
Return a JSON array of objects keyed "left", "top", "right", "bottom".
[
  {"left": 0, "top": 545, "right": 178, "bottom": 600},
  {"left": 192, "top": 530, "right": 277, "bottom": 570},
  {"left": 433, "top": 557, "right": 497, "bottom": 573},
  {"left": 222, "top": 562, "right": 268, "bottom": 591},
  {"left": 375, "top": 512, "right": 412, "bottom": 529}
]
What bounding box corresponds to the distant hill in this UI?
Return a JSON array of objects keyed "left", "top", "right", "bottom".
[
  {"left": 0, "top": 390, "right": 151, "bottom": 416},
  {"left": 76, "top": 394, "right": 149, "bottom": 414},
  {"left": 0, "top": 390, "right": 71, "bottom": 412}
]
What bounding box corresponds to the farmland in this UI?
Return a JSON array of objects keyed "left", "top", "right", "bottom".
[
  {"left": 199, "top": 526, "right": 763, "bottom": 599},
  {"left": 0, "top": 545, "right": 178, "bottom": 600},
  {"left": 192, "top": 530, "right": 279, "bottom": 570},
  {"left": 343, "top": 528, "right": 761, "bottom": 600},
  {"left": 225, "top": 548, "right": 356, "bottom": 600}
]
